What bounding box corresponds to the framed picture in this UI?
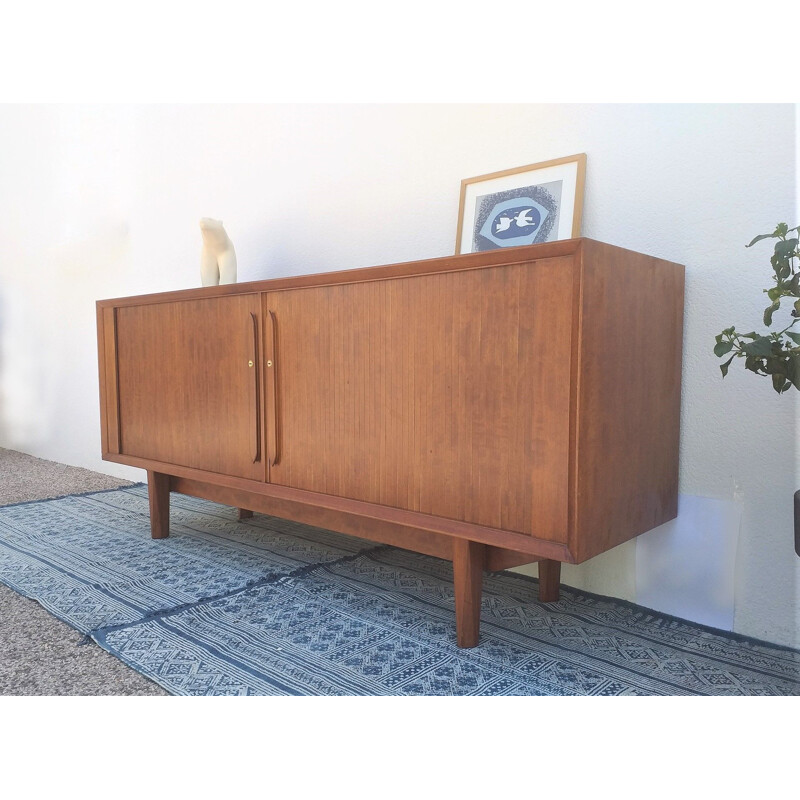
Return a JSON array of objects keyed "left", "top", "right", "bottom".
[{"left": 455, "top": 153, "right": 587, "bottom": 254}]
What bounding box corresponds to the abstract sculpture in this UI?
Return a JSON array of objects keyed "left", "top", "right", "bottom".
[{"left": 200, "top": 218, "right": 237, "bottom": 286}]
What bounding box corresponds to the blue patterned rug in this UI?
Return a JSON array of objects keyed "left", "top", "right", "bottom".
[{"left": 1, "top": 485, "right": 797, "bottom": 695}]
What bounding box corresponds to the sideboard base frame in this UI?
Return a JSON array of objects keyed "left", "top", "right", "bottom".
[{"left": 146, "top": 470, "right": 560, "bottom": 647}]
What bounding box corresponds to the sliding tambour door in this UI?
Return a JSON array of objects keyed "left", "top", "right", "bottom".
[
  {"left": 115, "top": 294, "right": 264, "bottom": 481},
  {"left": 264, "top": 258, "right": 573, "bottom": 541}
]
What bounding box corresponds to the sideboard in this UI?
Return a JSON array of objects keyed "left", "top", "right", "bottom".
[{"left": 96, "top": 238, "right": 685, "bottom": 647}]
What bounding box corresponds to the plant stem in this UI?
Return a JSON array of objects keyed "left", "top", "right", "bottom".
[{"left": 775, "top": 319, "right": 799, "bottom": 337}]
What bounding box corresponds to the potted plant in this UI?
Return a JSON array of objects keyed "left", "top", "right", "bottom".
[{"left": 713, "top": 222, "right": 799, "bottom": 554}]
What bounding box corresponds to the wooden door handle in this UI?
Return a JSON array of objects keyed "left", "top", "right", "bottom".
[
  {"left": 268, "top": 309, "right": 281, "bottom": 467},
  {"left": 250, "top": 312, "right": 261, "bottom": 463}
]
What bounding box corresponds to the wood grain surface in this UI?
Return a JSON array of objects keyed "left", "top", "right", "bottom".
[
  {"left": 97, "top": 240, "right": 583, "bottom": 308},
  {"left": 99, "top": 237, "right": 684, "bottom": 569},
  {"left": 571, "top": 239, "right": 684, "bottom": 561},
  {"left": 264, "top": 258, "right": 573, "bottom": 541},
  {"left": 147, "top": 471, "right": 170, "bottom": 539},
  {"left": 452, "top": 538, "right": 486, "bottom": 647},
  {"left": 115, "top": 294, "right": 265, "bottom": 481}
]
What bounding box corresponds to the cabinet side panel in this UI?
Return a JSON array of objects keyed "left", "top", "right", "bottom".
[
  {"left": 575, "top": 240, "right": 684, "bottom": 561},
  {"left": 97, "top": 304, "right": 109, "bottom": 454},
  {"left": 98, "top": 305, "right": 121, "bottom": 454}
]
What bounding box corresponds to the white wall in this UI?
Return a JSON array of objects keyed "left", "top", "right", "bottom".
[{"left": 0, "top": 104, "right": 796, "bottom": 647}]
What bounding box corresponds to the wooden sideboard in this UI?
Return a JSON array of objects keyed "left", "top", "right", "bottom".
[{"left": 97, "top": 238, "right": 685, "bottom": 647}]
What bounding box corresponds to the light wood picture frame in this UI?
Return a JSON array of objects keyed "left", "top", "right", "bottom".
[{"left": 455, "top": 153, "right": 587, "bottom": 254}]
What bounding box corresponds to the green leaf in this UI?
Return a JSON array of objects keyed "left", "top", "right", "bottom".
[
  {"left": 775, "top": 238, "right": 798, "bottom": 258},
  {"left": 744, "top": 356, "right": 765, "bottom": 373},
  {"left": 764, "top": 299, "right": 780, "bottom": 326},
  {"left": 763, "top": 355, "right": 787, "bottom": 375},
  {"left": 740, "top": 331, "right": 759, "bottom": 340},
  {"left": 715, "top": 333, "right": 723, "bottom": 344},
  {"left": 772, "top": 253, "right": 792, "bottom": 279},
  {"left": 787, "top": 355, "right": 800, "bottom": 388},
  {"left": 776, "top": 223, "right": 789, "bottom": 237},
  {"left": 772, "top": 372, "right": 792, "bottom": 394},
  {"left": 743, "top": 337, "right": 774, "bottom": 357},
  {"left": 785, "top": 331, "right": 800, "bottom": 345},
  {"left": 714, "top": 340, "right": 734, "bottom": 357},
  {"left": 746, "top": 232, "right": 779, "bottom": 247},
  {"left": 768, "top": 286, "right": 781, "bottom": 301},
  {"left": 720, "top": 355, "right": 735, "bottom": 377}
]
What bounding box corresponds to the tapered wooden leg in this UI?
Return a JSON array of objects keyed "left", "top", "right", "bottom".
[
  {"left": 237, "top": 508, "right": 254, "bottom": 521},
  {"left": 452, "top": 539, "right": 486, "bottom": 648},
  {"left": 147, "top": 471, "right": 170, "bottom": 539},
  {"left": 538, "top": 559, "right": 561, "bottom": 602}
]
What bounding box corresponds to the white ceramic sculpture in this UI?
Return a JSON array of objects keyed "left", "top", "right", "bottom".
[{"left": 199, "top": 218, "right": 237, "bottom": 286}]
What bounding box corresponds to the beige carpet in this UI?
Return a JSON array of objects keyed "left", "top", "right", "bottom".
[
  {"left": 0, "top": 447, "right": 135, "bottom": 505},
  {"left": 0, "top": 448, "right": 168, "bottom": 695}
]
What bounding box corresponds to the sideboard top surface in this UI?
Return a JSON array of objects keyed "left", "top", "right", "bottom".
[{"left": 97, "top": 238, "right": 683, "bottom": 309}]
